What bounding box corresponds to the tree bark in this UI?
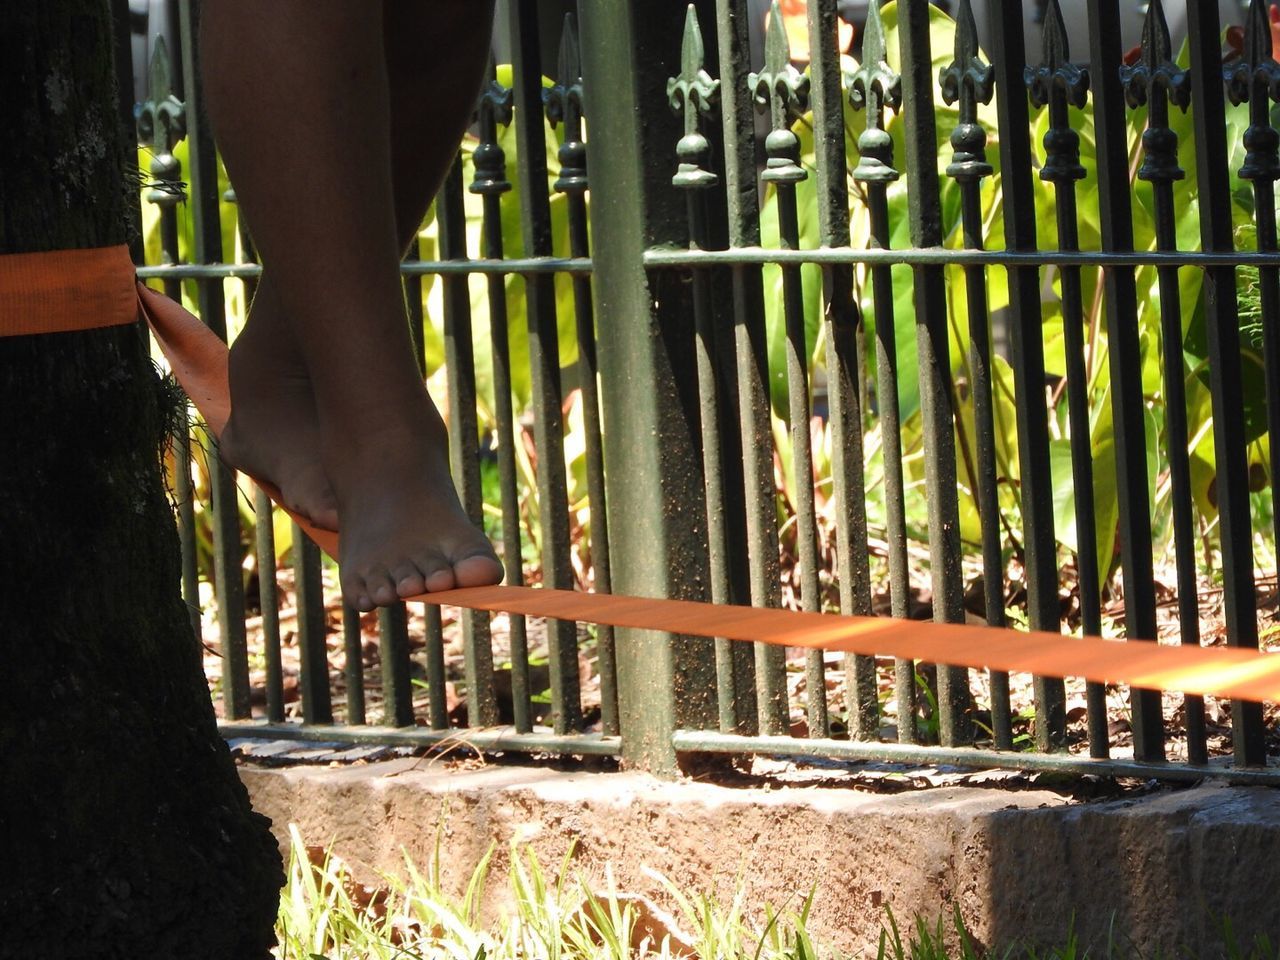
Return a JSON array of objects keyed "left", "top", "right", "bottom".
[{"left": 0, "top": 3, "right": 282, "bottom": 957}]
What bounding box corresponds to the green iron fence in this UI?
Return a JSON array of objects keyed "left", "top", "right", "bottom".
[{"left": 126, "top": 0, "right": 1280, "bottom": 782}]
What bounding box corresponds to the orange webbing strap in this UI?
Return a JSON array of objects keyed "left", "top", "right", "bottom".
[
  {"left": 135, "top": 280, "right": 338, "bottom": 551},
  {"left": 0, "top": 245, "right": 137, "bottom": 336},
  {"left": 417, "top": 584, "right": 1280, "bottom": 704},
  {"left": 7, "top": 243, "right": 1280, "bottom": 703}
]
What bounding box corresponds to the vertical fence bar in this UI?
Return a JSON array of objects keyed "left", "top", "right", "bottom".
[
  {"left": 713, "top": 0, "right": 789, "bottom": 737},
  {"left": 548, "top": 16, "right": 619, "bottom": 736},
  {"left": 397, "top": 190, "right": 426, "bottom": 733},
  {"left": 293, "top": 526, "right": 332, "bottom": 724},
  {"left": 471, "top": 69, "right": 532, "bottom": 734},
  {"left": 695, "top": 14, "right": 759, "bottom": 734},
  {"left": 224, "top": 195, "right": 289, "bottom": 727},
  {"left": 939, "top": 0, "right": 1011, "bottom": 750},
  {"left": 1085, "top": 0, "right": 1164, "bottom": 762},
  {"left": 510, "top": 1, "right": 581, "bottom": 733},
  {"left": 988, "top": 0, "right": 1067, "bottom": 752},
  {"left": 377, "top": 604, "right": 413, "bottom": 727},
  {"left": 137, "top": 38, "right": 201, "bottom": 644},
  {"left": 1233, "top": 0, "right": 1280, "bottom": 593},
  {"left": 1194, "top": 0, "right": 1269, "bottom": 767},
  {"left": 178, "top": 0, "right": 250, "bottom": 720},
  {"left": 751, "top": 5, "right": 828, "bottom": 738},
  {"left": 848, "top": 1, "right": 915, "bottom": 743},
  {"left": 253, "top": 486, "right": 285, "bottom": 722},
  {"left": 1123, "top": 0, "right": 1206, "bottom": 765},
  {"left": 807, "top": 0, "right": 877, "bottom": 740},
  {"left": 438, "top": 158, "right": 498, "bottom": 728},
  {"left": 471, "top": 70, "right": 533, "bottom": 733},
  {"left": 897, "top": 0, "right": 970, "bottom": 746},
  {"left": 670, "top": 7, "right": 746, "bottom": 735},
  {"left": 342, "top": 603, "right": 366, "bottom": 725},
  {"left": 579, "top": 0, "right": 720, "bottom": 772},
  {"left": 1027, "top": 1, "right": 1108, "bottom": 759},
  {"left": 425, "top": 605, "right": 449, "bottom": 730}
]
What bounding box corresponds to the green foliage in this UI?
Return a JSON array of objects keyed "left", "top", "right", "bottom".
[
  {"left": 275, "top": 828, "right": 1280, "bottom": 959},
  {"left": 141, "top": 17, "right": 1280, "bottom": 610},
  {"left": 274, "top": 826, "right": 842, "bottom": 959},
  {"left": 759, "top": 2, "right": 1277, "bottom": 599}
]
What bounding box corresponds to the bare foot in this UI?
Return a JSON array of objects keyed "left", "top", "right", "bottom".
[
  {"left": 220, "top": 281, "right": 340, "bottom": 531},
  {"left": 322, "top": 398, "right": 503, "bottom": 611}
]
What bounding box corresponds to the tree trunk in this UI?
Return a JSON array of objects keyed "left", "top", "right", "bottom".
[{"left": 0, "top": 4, "right": 282, "bottom": 957}]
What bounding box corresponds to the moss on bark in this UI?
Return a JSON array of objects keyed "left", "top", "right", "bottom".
[{"left": 0, "top": 3, "right": 282, "bottom": 956}]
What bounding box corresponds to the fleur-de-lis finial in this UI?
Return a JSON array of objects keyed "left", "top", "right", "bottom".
[
  {"left": 1025, "top": 0, "right": 1089, "bottom": 111},
  {"left": 939, "top": 0, "right": 994, "bottom": 183},
  {"left": 1121, "top": 0, "right": 1189, "bottom": 184},
  {"left": 667, "top": 5, "right": 720, "bottom": 189},
  {"left": 1236, "top": 0, "right": 1280, "bottom": 88},
  {"left": 847, "top": 0, "right": 901, "bottom": 183},
  {"left": 135, "top": 37, "right": 186, "bottom": 206},
  {"left": 1227, "top": 0, "right": 1280, "bottom": 182},
  {"left": 749, "top": 0, "right": 809, "bottom": 185},
  {"left": 1121, "top": 0, "right": 1190, "bottom": 110},
  {"left": 547, "top": 14, "right": 587, "bottom": 194},
  {"left": 1025, "top": 0, "right": 1089, "bottom": 184},
  {"left": 470, "top": 62, "right": 513, "bottom": 197}
]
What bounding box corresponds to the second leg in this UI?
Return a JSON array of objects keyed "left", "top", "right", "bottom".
[{"left": 203, "top": 1, "right": 501, "bottom": 609}]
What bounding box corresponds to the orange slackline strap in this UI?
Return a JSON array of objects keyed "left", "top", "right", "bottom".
[
  {"left": 8, "top": 243, "right": 1280, "bottom": 704},
  {"left": 0, "top": 245, "right": 138, "bottom": 336},
  {"left": 417, "top": 585, "right": 1280, "bottom": 705}
]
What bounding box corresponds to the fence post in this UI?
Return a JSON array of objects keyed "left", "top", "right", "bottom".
[{"left": 577, "top": 0, "right": 719, "bottom": 774}]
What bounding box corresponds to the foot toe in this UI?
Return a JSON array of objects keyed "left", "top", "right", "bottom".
[
  {"left": 452, "top": 550, "right": 505, "bottom": 588},
  {"left": 407, "top": 551, "right": 454, "bottom": 594},
  {"left": 361, "top": 566, "right": 397, "bottom": 607},
  {"left": 342, "top": 572, "right": 375, "bottom": 612},
  {"left": 391, "top": 561, "right": 427, "bottom": 599}
]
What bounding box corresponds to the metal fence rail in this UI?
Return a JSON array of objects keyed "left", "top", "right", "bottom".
[{"left": 126, "top": 0, "right": 1279, "bottom": 781}]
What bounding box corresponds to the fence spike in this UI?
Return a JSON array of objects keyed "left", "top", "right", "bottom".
[
  {"left": 749, "top": 0, "right": 809, "bottom": 127},
  {"left": 940, "top": 0, "right": 993, "bottom": 183},
  {"left": 471, "top": 62, "right": 513, "bottom": 197},
  {"left": 548, "top": 14, "right": 588, "bottom": 194},
  {"left": 1026, "top": 0, "right": 1088, "bottom": 111},
  {"left": 1228, "top": 0, "right": 1280, "bottom": 182},
  {"left": 668, "top": 6, "right": 720, "bottom": 127},
  {"left": 848, "top": 0, "right": 899, "bottom": 183},
  {"left": 1122, "top": 0, "right": 1190, "bottom": 111},
  {"left": 667, "top": 6, "right": 718, "bottom": 191},
  {"left": 1027, "top": 0, "right": 1088, "bottom": 184},
  {"left": 137, "top": 36, "right": 186, "bottom": 206}
]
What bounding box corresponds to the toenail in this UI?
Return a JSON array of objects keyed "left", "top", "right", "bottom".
[{"left": 425, "top": 571, "right": 455, "bottom": 591}]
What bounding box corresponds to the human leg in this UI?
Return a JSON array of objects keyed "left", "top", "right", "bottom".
[
  {"left": 383, "top": 1, "right": 497, "bottom": 247},
  {"left": 218, "top": 1, "right": 495, "bottom": 533},
  {"left": 202, "top": 1, "right": 502, "bottom": 610},
  {"left": 221, "top": 276, "right": 339, "bottom": 531}
]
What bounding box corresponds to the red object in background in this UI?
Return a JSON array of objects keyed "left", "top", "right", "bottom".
[
  {"left": 1223, "top": 3, "right": 1280, "bottom": 64},
  {"left": 766, "top": 0, "right": 854, "bottom": 63}
]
